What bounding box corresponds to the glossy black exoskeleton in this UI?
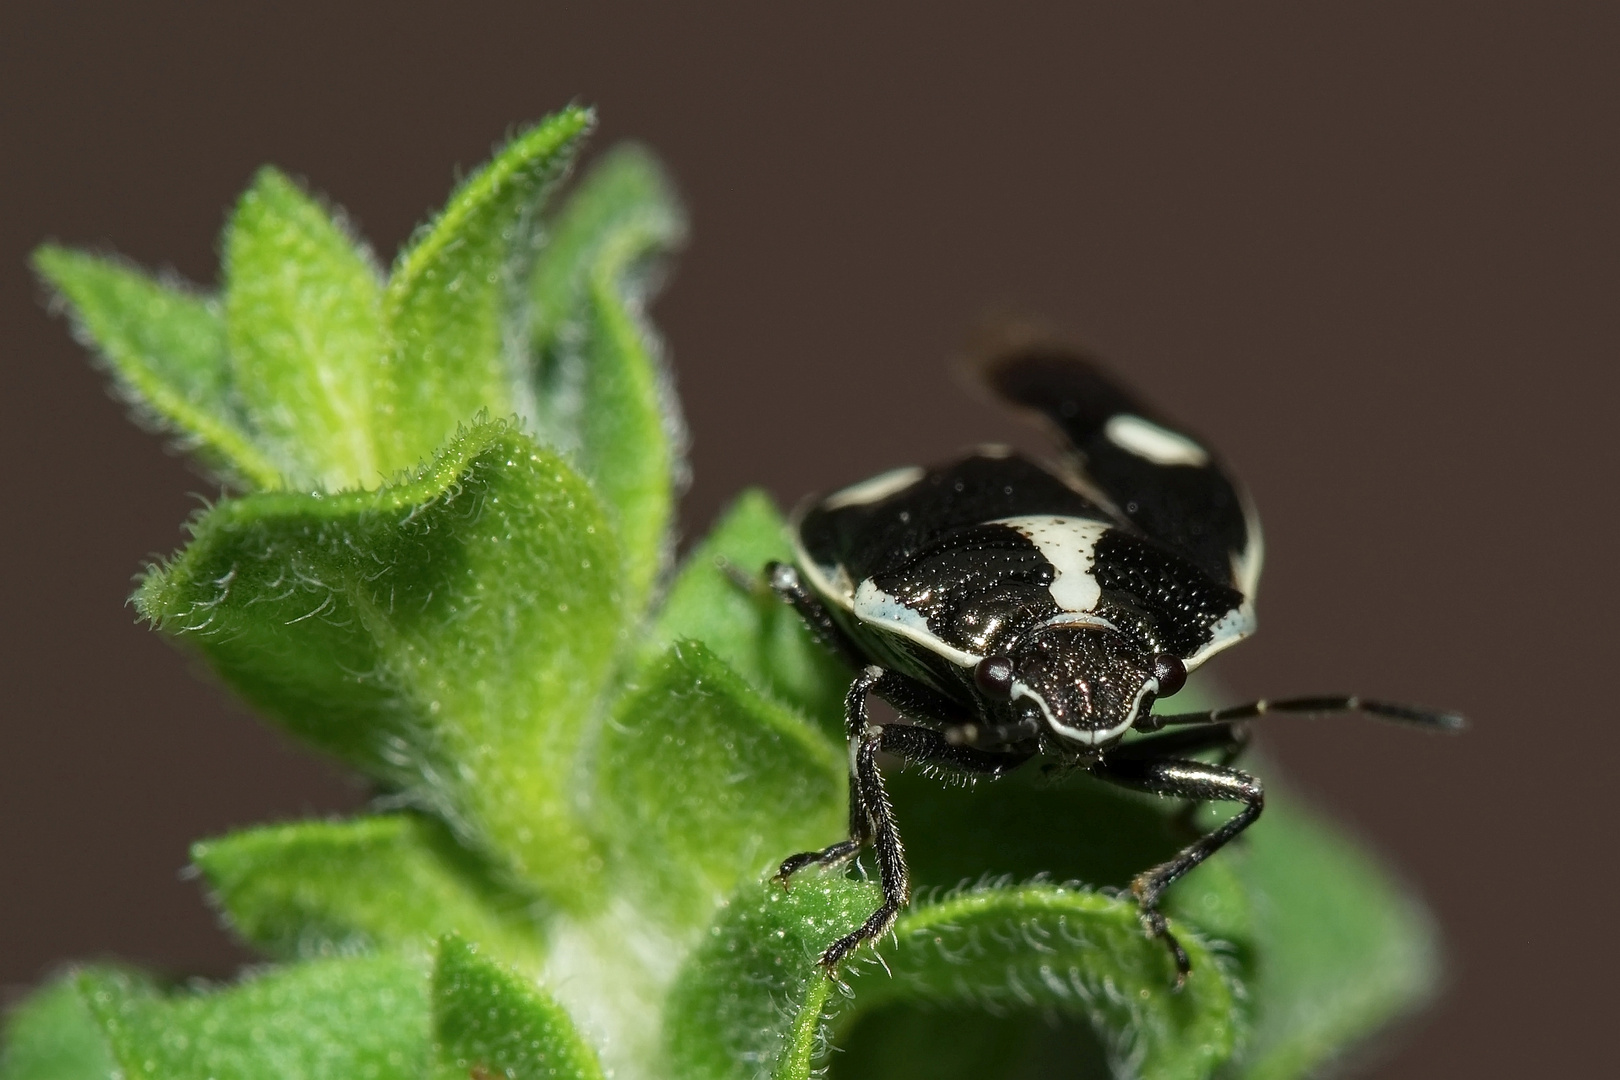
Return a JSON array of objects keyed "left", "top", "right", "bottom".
[{"left": 767, "top": 343, "right": 1462, "bottom": 984}]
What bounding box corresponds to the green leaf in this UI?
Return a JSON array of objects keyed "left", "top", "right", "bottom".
[
  {"left": 531, "top": 145, "right": 683, "bottom": 357},
  {"left": 31, "top": 245, "right": 279, "bottom": 488},
  {"left": 664, "top": 873, "right": 879, "bottom": 1080},
  {"left": 136, "top": 421, "right": 623, "bottom": 908},
  {"left": 193, "top": 814, "right": 546, "bottom": 967},
  {"left": 224, "top": 166, "right": 384, "bottom": 491},
  {"left": 377, "top": 108, "right": 593, "bottom": 477},
  {"left": 77, "top": 955, "right": 429, "bottom": 1080},
  {"left": 651, "top": 490, "right": 850, "bottom": 739},
  {"left": 594, "top": 640, "right": 846, "bottom": 927},
  {"left": 1221, "top": 790, "right": 1439, "bottom": 1080},
  {"left": 850, "top": 885, "right": 1241, "bottom": 1080},
  {"left": 667, "top": 875, "right": 1238, "bottom": 1080},
  {"left": 432, "top": 936, "right": 604, "bottom": 1080},
  {"left": 0, "top": 972, "right": 116, "bottom": 1080},
  {"left": 530, "top": 146, "right": 688, "bottom": 611}
]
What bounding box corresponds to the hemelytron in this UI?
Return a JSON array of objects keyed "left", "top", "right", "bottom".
[{"left": 767, "top": 343, "right": 1462, "bottom": 984}]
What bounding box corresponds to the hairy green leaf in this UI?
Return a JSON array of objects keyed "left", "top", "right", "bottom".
[
  {"left": 530, "top": 146, "right": 688, "bottom": 610},
  {"left": 0, "top": 972, "right": 116, "bottom": 1080},
  {"left": 595, "top": 640, "right": 845, "bottom": 927},
  {"left": 850, "top": 885, "right": 1241, "bottom": 1080},
  {"left": 1222, "top": 791, "right": 1439, "bottom": 1080},
  {"left": 32, "top": 245, "right": 278, "bottom": 487},
  {"left": 433, "top": 936, "right": 604, "bottom": 1080},
  {"left": 193, "top": 814, "right": 545, "bottom": 966},
  {"left": 665, "top": 873, "right": 879, "bottom": 1080},
  {"left": 531, "top": 145, "right": 682, "bottom": 355},
  {"left": 652, "top": 490, "right": 850, "bottom": 738},
  {"left": 224, "top": 166, "right": 384, "bottom": 490},
  {"left": 378, "top": 108, "right": 592, "bottom": 476},
  {"left": 77, "top": 955, "right": 429, "bottom": 1080},
  {"left": 667, "top": 874, "right": 1239, "bottom": 1080},
  {"left": 136, "top": 421, "right": 622, "bottom": 908}
]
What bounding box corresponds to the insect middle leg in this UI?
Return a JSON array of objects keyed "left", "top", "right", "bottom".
[{"left": 1089, "top": 750, "right": 1264, "bottom": 986}]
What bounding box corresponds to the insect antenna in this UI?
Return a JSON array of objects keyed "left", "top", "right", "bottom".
[{"left": 1141, "top": 695, "right": 1465, "bottom": 733}]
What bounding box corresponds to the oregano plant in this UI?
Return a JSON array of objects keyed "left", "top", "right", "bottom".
[{"left": 2, "top": 107, "right": 1441, "bottom": 1080}]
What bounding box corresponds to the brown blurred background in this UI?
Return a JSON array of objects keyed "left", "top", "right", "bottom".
[{"left": 2, "top": 3, "right": 1615, "bottom": 1076}]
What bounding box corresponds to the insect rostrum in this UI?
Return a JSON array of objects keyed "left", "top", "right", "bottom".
[{"left": 768, "top": 344, "right": 1462, "bottom": 985}]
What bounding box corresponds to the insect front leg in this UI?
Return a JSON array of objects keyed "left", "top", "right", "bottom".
[
  {"left": 878, "top": 722, "right": 1032, "bottom": 779},
  {"left": 819, "top": 707, "right": 910, "bottom": 970},
  {"left": 774, "top": 666, "right": 885, "bottom": 882},
  {"left": 1088, "top": 754, "right": 1264, "bottom": 987},
  {"left": 1111, "top": 722, "right": 1252, "bottom": 839},
  {"left": 773, "top": 665, "right": 912, "bottom": 970}
]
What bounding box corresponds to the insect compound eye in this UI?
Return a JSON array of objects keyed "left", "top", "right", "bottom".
[
  {"left": 1151, "top": 653, "right": 1188, "bottom": 698},
  {"left": 974, "top": 654, "right": 1016, "bottom": 699}
]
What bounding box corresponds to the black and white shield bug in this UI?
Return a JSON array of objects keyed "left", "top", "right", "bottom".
[{"left": 767, "top": 343, "right": 1462, "bottom": 984}]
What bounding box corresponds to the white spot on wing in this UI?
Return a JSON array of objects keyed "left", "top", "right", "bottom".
[
  {"left": 1231, "top": 491, "right": 1265, "bottom": 601},
  {"left": 821, "top": 465, "right": 926, "bottom": 510},
  {"left": 852, "top": 579, "right": 982, "bottom": 667},
  {"left": 1184, "top": 602, "right": 1256, "bottom": 671},
  {"left": 1104, "top": 414, "right": 1210, "bottom": 468},
  {"left": 994, "top": 515, "right": 1111, "bottom": 613}
]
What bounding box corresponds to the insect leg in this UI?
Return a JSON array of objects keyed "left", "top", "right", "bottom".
[
  {"left": 1137, "top": 695, "right": 1464, "bottom": 733},
  {"left": 819, "top": 715, "right": 909, "bottom": 970},
  {"left": 1108, "top": 722, "right": 1249, "bottom": 762},
  {"left": 763, "top": 560, "right": 868, "bottom": 669},
  {"left": 879, "top": 723, "right": 1032, "bottom": 779},
  {"left": 774, "top": 667, "right": 884, "bottom": 882},
  {"left": 1088, "top": 755, "right": 1264, "bottom": 987},
  {"left": 1110, "top": 723, "right": 1252, "bottom": 837}
]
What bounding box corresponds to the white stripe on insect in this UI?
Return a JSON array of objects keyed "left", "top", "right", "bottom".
[
  {"left": 993, "top": 515, "right": 1111, "bottom": 613},
  {"left": 821, "top": 465, "right": 926, "bottom": 510},
  {"left": 851, "top": 579, "right": 983, "bottom": 667},
  {"left": 1104, "top": 414, "right": 1210, "bottom": 468}
]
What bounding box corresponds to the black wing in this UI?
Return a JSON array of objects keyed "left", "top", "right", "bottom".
[{"left": 983, "top": 345, "right": 1263, "bottom": 600}]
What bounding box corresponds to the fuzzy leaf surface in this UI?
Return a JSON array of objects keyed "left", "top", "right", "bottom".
[
  {"left": 664, "top": 874, "right": 878, "bottom": 1080},
  {"left": 193, "top": 814, "right": 545, "bottom": 966},
  {"left": 850, "top": 885, "right": 1240, "bottom": 1080},
  {"left": 32, "top": 246, "right": 277, "bottom": 486},
  {"left": 666, "top": 874, "right": 1237, "bottom": 1080},
  {"left": 651, "top": 490, "right": 850, "bottom": 738},
  {"left": 530, "top": 145, "right": 688, "bottom": 609},
  {"left": 136, "top": 422, "right": 622, "bottom": 907},
  {"left": 0, "top": 972, "right": 116, "bottom": 1080},
  {"left": 433, "top": 936, "right": 604, "bottom": 1080},
  {"left": 594, "top": 639, "right": 845, "bottom": 928},
  {"left": 77, "top": 955, "right": 428, "bottom": 1080},
  {"left": 378, "top": 108, "right": 592, "bottom": 476},
  {"left": 224, "top": 166, "right": 384, "bottom": 490}
]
